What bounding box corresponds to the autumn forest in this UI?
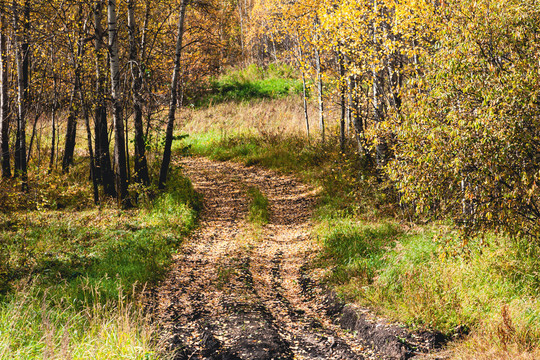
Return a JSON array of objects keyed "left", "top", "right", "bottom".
[{"left": 0, "top": 0, "right": 539, "bottom": 359}]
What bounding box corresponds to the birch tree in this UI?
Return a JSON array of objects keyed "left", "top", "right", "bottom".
[
  {"left": 108, "top": 0, "right": 129, "bottom": 206},
  {"left": 128, "top": 0, "right": 150, "bottom": 186},
  {"left": 94, "top": 0, "right": 116, "bottom": 197},
  {"left": 158, "top": 0, "right": 188, "bottom": 189}
]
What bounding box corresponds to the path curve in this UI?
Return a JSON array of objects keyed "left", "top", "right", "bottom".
[{"left": 156, "top": 157, "right": 442, "bottom": 360}]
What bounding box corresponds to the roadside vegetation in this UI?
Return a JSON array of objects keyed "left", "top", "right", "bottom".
[
  {"left": 178, "top": 64, "right": 540, "bottom": 359},
  {"left": 0, "top": 160, "right": 201, "bottom": 359}
]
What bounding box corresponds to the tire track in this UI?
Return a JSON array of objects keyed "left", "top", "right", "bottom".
[{"left": 155, "top": 157, "right": 382, "bottom": 359}]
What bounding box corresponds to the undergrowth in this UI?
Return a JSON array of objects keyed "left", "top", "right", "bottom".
[{"left": 0, "top": 166, "right": 201, "bottom": 359}]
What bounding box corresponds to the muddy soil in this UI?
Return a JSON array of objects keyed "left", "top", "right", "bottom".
[{"left": 156, "top": 157, "right": 447, "bottom": 360}]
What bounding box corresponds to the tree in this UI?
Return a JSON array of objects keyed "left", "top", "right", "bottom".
[
  {"left": 128, "top": 0, "right": 150, "bottom": 186},
  {"left": 62, "top": 5, "right": 85, "bottom": 173},
  {"left": 387, "top": 0, "right": 540, "bottom": 238},
  {"left": 158, "top": 0, "right": 188, "bottom": 189},
  {"left": 0, "top": 6, "right": 10, "bottom": 178},
  {"left": 108, "top": 0, "right": 129, "bottom": 206},
  {"left": 13, "top": 0, "right": 30, "bottom": 190},
  {"left": 93, "top": 0, "right": 116, "bottom": 197}
]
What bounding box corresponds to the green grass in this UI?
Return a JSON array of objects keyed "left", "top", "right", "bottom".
[
  {"left": 316, "top": 221, "right": 399, "bottom": 288},
  {"left": 194, "top": 63, "right": 303, "bottom": 106},
  {"left": 313, "top": 211, "right": 540, "bottom": 354},
  {"left": 0, "top": 168, "right": 201, "bottom": 359},
  {"left": 246, "top": 187, "right": 269, "bottom": 225}
]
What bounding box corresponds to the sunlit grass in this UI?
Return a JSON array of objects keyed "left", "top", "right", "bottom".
[
  {"left": 194, "top": 63, "right": 303, "bottom": 106},
  {"left": 246, "top": 187, "right": 269, "bottom": 225},
  {"left": 0, "top": 164, "right": 200, "bottom": 359}
]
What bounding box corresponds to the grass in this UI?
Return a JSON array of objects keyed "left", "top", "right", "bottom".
[
  {"left": 246, "top": 187, "right": 269, "bottom": 225},
  {"left": 318, "top": 218, "right": 540, "bottom": 358},
  {"left": 0, "top": 165, "right": 201, "bottom": 359},
  {"left": 177, "top": 80, "right": 540, "bottom": 358},
  {"left": 193, "top": 63, "right": 303, "bottom": 107}
]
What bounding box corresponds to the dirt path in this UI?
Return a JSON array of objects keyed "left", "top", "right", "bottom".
[{"left": 156, "top": 157, "right": 442, "bottom": 360}]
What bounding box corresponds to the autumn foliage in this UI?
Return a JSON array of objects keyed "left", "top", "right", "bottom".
[{"left": 252, "top": 0, "right": 540, "bottom": 239}]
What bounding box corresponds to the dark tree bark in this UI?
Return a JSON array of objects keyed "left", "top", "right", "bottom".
[
  {"left": 48, "top": 76, "right": 57, "bottom": 174},
  {"left": 94, "top": 0, "right": 116, "bottom": 197},
  {"left": 0, "top": 11, "right": 10, "bottom": 178},
  {"left": 62, "top": 7, "right": 85, "bottom": 173},
  {"left": 13, "top": 0, "right": 29, "bottom": 191},
  {"left": 108, "top": 0, "right": 130, "bottom": 207},
  {"left": 372, "top": 0, "right": 386, "bottom": 168},
  {"left": 80, "top": 79, "right": 99, "bottom": 205},
  {"left": 128, "top": 0, "right": 150, "bottom": 186},
  {"left": 158, "top": 0, "right": 188, "bottom": 189}
]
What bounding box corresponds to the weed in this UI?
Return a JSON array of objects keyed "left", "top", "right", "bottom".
[{"left": 247, "top": 187, "right": 269, "bottom": 225}]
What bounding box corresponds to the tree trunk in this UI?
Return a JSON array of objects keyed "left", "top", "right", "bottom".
[
  {"left": 315, "top": 47, "right": 324, "bottom": 143},
  {"left": 13, "top": 0, "right": 29, "bottom": 191},
  {"left": 158, "top": 0, "right": 188, "bottom": 189},
  {"left": 94, "top": 0, "right": 116, "bottom": 197},
  {"left": 49, "top": 80, "right": 57, "bottom": 174},
  {"left": 62, "top": 9, "right": 85, "bottom": 173},
  {"left": 296, "top": 37, "right": 309, "bottom": 139},
  {"left": 237, "top": 0, "right": 245, "bottom": 62},
  {"left": 80, "top": 82, "right": 99, "bottom": 205},
  {"left": 128, "top": 0, "right": 150, "bottom": 186},
  {"left": 372, "top": 0, "right": 386, "bottom": 167},
  {"left": 0, "top": 11, "right": 10, "bottom": 178},
  {"left": 301, "top": 71, "right": 309, "bottom": 138},
  {"left": 338, "top": 47, "right": 346, "bottom": 153},
  {"left": 108, "top": 0, "right": 129, "bottom": 207}
]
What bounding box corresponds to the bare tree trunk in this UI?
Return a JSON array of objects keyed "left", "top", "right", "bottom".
[
  {"left": 94, "top": 0, "right": 116, "bottom": 197},
  {"left": 13, "top": 0, "right": 29, "bottom": 191},
  {"left": 315, "top": 47, "right": 324, "bottom": 143},
  {"left": 347, "top": 77, "right": 352, "bottom": 135},
  {"left": 296, "top": 37, "right": 309, "bottom": 139},
  {"left": 49, "top": 77, "right": 57, "bottom": 174},
  {"left": 128, "top": 0, "right": 150, "bottom": 186},
  {"left": 26, "top": 112, "right": 41, "bottom": 165},
  {"left": 237, "top": 0, "right": 245, "bottom": 62},
  {"left": 81, "top": 83, "right": 99, "bottom": 205},
  {"left": 338, "top": 47, "right": 346, "bottom": 153},
  {"left": 62, "top": 8, "right": 85, "bottom": 173},
  {"left": 372, "top": 0, "right": 386, "bottom": 167},
  {"left": 158, "top": 0, "right": 188, "bottom": 189},
  {"left": 0, "top": 11, "right": 10, "bottom": 178},
  {"left": 301, "top": 72, "right": 309, "bottom": 138},
  {"left": 108, "top": 0, "right": 130, "bottom": 207}
]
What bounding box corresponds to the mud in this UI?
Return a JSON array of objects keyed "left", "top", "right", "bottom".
[{"left": 156, "top": 157, "right": 447, "bottom": 360}]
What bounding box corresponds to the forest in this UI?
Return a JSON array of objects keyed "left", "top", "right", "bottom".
[{"left": 0, "top": 0, "right": 539, "bottom": 359}]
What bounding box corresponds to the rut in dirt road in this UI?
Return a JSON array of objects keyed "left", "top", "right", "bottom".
[{"left": 156, "top": 157, "right": 443, "bottom": 360}]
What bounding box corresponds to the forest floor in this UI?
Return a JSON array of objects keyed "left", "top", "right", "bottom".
[{"left": 155, "top": 156, "right": 447, "bottom": 360}]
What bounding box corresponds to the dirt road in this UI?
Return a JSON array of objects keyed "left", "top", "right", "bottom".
[{"left": 156, "top": 157, "right": 443, "bottom": 360}]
